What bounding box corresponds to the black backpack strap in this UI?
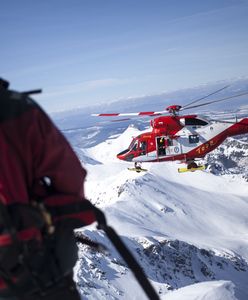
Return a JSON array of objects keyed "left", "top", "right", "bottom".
[{"left": 100, "top": 224, "right": 160, "bottom": 300}]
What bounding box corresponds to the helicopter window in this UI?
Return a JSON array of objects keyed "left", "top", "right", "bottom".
[
  {"left": 131, "top": 141, "right": 138, "bottom": 151},
  {"left": 129, "top": 140, "right": 135, "bottom": 150},
  {"left": 185, "top": 118, "right": 208, "bottom": 126},
  {"left": 140, "top": 141, "right": 147, "bottom": 155},
  {"left": 189, "top": 134, "right": 199, "bottom": 144}
]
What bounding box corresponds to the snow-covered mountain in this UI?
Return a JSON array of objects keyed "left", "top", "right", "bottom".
[
  {"left": 206, "top": 136, "right": 248, "bottom": 181},
  {"left": 53, "top": 79, "right": 248, "bottom": 300}
]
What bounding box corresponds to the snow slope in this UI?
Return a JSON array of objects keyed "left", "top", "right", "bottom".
[
  {"left": 165, "top": 281, "right": 236, "bottom": 300},
  {"left": 71, "top": 126, "right": 248, "bottom": 300}
]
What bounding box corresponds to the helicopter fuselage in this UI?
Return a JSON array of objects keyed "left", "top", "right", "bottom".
[{"left": 117, "top": 115, "right": 248, "bottom": 164}]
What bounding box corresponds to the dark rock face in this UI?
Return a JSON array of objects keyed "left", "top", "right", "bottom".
[
  {"left": 137, "top": 239, "right": 248, "bottom": 291},
  {"left": 76, "top": 237, "right": 248, "bottom": 299}
]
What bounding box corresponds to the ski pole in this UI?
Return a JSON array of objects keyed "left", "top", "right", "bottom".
[{"left": 93, "top": 206, "right": 160, "bottom": 300}]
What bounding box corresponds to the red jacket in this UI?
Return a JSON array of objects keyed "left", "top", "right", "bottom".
[{"left": 0, "top": 88, "right": 95, "bottom": 225}]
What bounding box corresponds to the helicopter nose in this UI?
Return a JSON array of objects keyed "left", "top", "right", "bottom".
[{"left": 117, "top": 149, "right": 134, "bottom": 161}]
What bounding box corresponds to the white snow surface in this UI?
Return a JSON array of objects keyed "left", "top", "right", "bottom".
[{"left": 165, "top": 281, "right": 237, "bottom": 300}]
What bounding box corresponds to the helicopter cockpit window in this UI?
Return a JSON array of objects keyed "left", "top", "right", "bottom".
[
  {"left": 131, "top": 140, "right": 138, "bottom": 151},
  {"left": 129, "top": 140, "right": 135, "bottom": 149},
  {"left": 189, "top": 134, "right": 199, "bottom": 144},
  {"left": 185, "top": 118, "right": 208, "bottom": 126}
]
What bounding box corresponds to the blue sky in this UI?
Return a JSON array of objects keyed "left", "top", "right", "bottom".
[{"left": 1, "top": 0, "right": 248, "bottom": 112}]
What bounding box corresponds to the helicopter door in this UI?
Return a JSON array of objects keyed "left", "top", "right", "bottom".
[
  {"left": 157, "top": 137, "right": 166, "bottom": 156},
  {"left": 157, "top": 137, "right": 182, "bottom": 156}
]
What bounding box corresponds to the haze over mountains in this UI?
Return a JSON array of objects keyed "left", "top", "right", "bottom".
[{"left": 53, "top": 77, "right": 248, "bottom": 130}]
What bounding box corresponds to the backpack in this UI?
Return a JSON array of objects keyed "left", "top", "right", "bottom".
[{"left": 0, "top": 82, "right": 81, "bottom": 298}]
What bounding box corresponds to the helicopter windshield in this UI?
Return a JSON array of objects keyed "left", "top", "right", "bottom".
[{"left": 130, "top": 140, "right": 138, "bottom": 151}]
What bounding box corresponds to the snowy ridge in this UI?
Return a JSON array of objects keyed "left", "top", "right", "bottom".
[
  {"left": 70, "top": 125, "right": 248, "bottom": 300},
  {"left": 165, "top": 281, "right": 237, "bottom": 300}
]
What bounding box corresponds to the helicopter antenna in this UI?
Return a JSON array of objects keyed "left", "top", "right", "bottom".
[
  {"left": 182, "top": 85, "right": 230, "bottom": 109},
  {"left": 181, "top": 91, "right": 248, "bottom": 111}
]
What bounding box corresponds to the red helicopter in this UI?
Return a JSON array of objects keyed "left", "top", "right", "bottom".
[{"left": 92, "top": 86, "right": 248, "bottom": 172}]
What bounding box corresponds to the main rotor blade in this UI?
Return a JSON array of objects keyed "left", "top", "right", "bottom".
[
  {"left": 110, "top": 118, "right": 131, "bottom": 122},
  {"left": 208, "top": 118, "right": 248, "bottom": 127},
  {"left": 181, "top": 91, "right": 248, "bottom": 111},
  {"left": 91, "top": 110, "right": 169, "bottom": 117},
  {"left": 182, "top": 85, "right": 230, "bottom": 109}
]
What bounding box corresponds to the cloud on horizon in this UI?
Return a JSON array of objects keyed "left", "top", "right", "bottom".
[{"left": 39, "top": 78, "right": 132, "bottom": 99}]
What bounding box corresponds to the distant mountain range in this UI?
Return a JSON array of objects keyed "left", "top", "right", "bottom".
[{"left": 53, "top": 77, "right": 248, "bottom": 131}]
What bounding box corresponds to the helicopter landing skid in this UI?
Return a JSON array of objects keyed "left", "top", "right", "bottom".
[
  {"left": 178, "top": 165, "right": 205, "bottom": 173},
  {"left": 128, "top": 167, "right": 148, "bottom": 173},
  {"left": 128, "top": 163, "right": 148, "bottom": 173}
]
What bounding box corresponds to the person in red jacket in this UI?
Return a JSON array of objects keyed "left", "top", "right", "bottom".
[{"left": 0, "top": 78, "right": 96, "bottom": 300}]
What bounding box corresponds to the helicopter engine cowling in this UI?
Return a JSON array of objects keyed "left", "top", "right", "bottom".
[{"left": 151, "top": 116, "right": 183, "bottom": 135}]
